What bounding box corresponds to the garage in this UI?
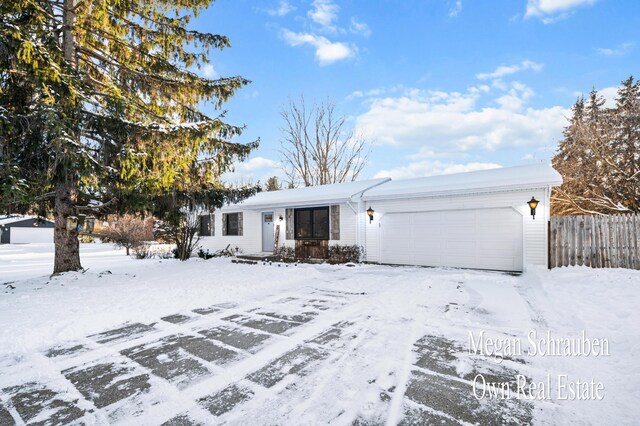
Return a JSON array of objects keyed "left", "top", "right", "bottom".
[
  {"left": 380, "top": 208, "right": 523, "bottom": 272},
  {"left": 362, "top": 164, "right": 563, "bottom": 271},
  {"left": 0, "top": 216, "right": 55, "bottom": 244},
  {"left": 9, "top": 227, "right": 54, "bottom": 244}
]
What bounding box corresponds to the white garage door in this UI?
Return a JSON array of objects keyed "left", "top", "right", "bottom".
[
  {"left": 380, "top": 208, "right": 523, "bottom": 272},
  {"left": 10, "top": 227, "right": 54, "bottom": 244}
]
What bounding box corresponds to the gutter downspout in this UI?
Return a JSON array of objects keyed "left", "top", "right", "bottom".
[{"left": 348, "top": 177, "right": 392, "bottom": 252}]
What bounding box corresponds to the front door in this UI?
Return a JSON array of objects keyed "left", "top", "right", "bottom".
[{"left": 262, "top": 212, "right": 274, "bottom": 252}]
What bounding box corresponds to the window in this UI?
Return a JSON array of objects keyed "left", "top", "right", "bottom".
[
  {"left": 294, "top": 207, "right": 329, "bottom": 240},
  {"left": 223, "top": 213, "right": 242, "bottom": 236}
]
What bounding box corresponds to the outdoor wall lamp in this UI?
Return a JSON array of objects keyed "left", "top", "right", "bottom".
[
  {"left": 278, "top": 215, "right": 283, "bottom": 221},
  {"left": 66, "top": 216, "right": 78, "bottom": 234},
  {"left": 527, "top": 196, "right": 539, "bottom": 220},
  {"left": 85, "top": 215, "right": 96, "bottom": 234},
  {"left": 366, "top": 206, "right": 375, "bottom": 223}
]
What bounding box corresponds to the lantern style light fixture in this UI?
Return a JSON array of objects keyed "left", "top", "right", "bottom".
[
  {"left": 366, "top": 206, "right": 375, "bottom": 223},
  {"left": 527, "top": 196, "right": 539, "bottom": 220},
  {"left": 85, "top": 215, "right": 96, "bottom": 234},
  {"left": 66, "top": 216, "right": 78, "bottom": 234},
  {"left": 278, "top": 215, "right": 284, "bottom": 221}
]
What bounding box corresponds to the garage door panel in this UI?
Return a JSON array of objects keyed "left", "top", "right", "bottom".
[
  {"left": 381, "top": 208, "right": 523, "bottom": 272},
  {"left": 10, "top": 227, "right": 54, "bottom": 244}
]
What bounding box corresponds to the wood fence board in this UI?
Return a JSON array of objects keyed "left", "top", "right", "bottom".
[{"left": 550, "top": 213, "right": 639, "bottom": 270}]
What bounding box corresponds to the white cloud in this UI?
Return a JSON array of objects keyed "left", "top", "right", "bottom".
[
  {"left": 494, "top": 81, "right": 535, "bottom": 112},
  {"left": 374, "top": 160, "right": 501, "bottom": 180},
  {"left": 525, "top": 0, "right": 598, "bottom": 23},
  {"left": 349, "top": 17, "right": 371, "bottom": 37},
  {"left": 595, "top": 41, "right": 635, "bottom": 57},
  {"left": 572, "top": 85, "right": 619, "bottom": 108},
  {"left": 281, "top": 29, "right": 355, "bottom": 65},
  {"left": 222, "top": 156, "right": 282, "bottom": 185},
  {"left": 354, "top": 85, "right": 569, "bottom": 154},
  {"left": 202, "top": 64, "right": 218, "bottom": 78},
  {"left": 596, "top": 86, "right": 618, "bottom": 108},
  {"left": 308, "top": 0, "right": 340, "bottom": 33},
  {"left": 476, "top": 60, "right": 543, "bottom": 80},
  {"left": 449, "top": 0, "right": 462, "bottom": 17},
  {"left": 278, "top": 0, "right": 366, "bottom": 66},
  {"left": 267, "top": 1, "right": 295, "bottom": 17}
]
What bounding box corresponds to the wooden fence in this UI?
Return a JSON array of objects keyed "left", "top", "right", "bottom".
[{"left": 549, "top": 213, "right": 640, "bottom": 269}]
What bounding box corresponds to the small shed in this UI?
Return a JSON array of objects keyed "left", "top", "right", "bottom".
[{"left": 0, "top": 216, "right": 55, "bottom": 244}]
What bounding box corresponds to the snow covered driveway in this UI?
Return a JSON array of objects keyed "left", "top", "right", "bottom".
[{"left": 0, "top": 245, "right": 639, "bottom": 425}]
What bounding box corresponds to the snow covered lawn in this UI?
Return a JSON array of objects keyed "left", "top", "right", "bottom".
[{"left": 0, "top": 244, "right": 639, "bottom": 425}]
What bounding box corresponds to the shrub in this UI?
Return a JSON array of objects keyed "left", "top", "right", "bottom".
[
  {"left": 197, "top": 248, "right": 215, "bottom": 260},
  {"left": 101, "top": 214, "right": 153, "bottom": 256},
  {"left": 276, "top": 245, "right": 295, "bottom": 259},
  {"left": 328, "top": 244, "right": 363, "bottom": 264}
]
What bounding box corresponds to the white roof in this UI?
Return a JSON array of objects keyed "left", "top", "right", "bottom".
[
  {"left": 0, "top": 215, "right": 46, "bottom": 226},
  {"left": 229, "top": 178, "right": 390, "bottom": 209},
  {"left": 363, "top": 164, "right": 562, "bottom": 200}
]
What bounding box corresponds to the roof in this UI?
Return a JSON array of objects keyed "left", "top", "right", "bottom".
[
  {"left": 229, "top": 178, "right": 391, "bottom": 209},
  {"left": 363, "top": 164, "right": 563, "bottom": 200},
  {"left": 0, "top": 215, "right": 53, "bottom": 226}
]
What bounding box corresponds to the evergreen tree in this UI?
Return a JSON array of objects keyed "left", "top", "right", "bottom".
[
  {"left": 1, "top": 0, "right": 257, "bottom": 272},
  {"left": 264, "top": 176, "right": 282, "bottom": 191},
  {"left": 552, "top": 76, "right": 640, "bottom": 215}
]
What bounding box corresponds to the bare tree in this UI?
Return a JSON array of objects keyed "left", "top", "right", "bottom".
[
  {"left": 155, "top": 207, "right": 204, "bottom": 261},
  {"left": 101, "top": 215, "right": 153, "bottom": 256},
  {"left": 280, "top": 96, "right": 369, "bottom": 187}
]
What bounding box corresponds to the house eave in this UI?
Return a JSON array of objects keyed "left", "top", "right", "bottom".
[{"left": 362, "top": 181, "right": 562, "bottom": 202}]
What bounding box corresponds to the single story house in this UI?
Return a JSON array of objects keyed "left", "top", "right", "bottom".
[
  {"left": 0, "top": 216, "right": 55, "bottom": 244},
  {"left": 199, "top": 164, "right": 562, "bottom": 272}
]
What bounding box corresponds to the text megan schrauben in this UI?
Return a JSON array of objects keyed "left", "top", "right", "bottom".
[{"left": 468, "top": 330, "right": 608, "bottom": 401}]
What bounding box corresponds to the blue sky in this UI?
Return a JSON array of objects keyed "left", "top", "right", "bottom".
[{"left": 190, "top": 0, "right": 639, "bottom": 184}]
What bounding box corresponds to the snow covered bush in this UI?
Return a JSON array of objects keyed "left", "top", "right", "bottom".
[
  {"left": 197, "top": 248, "right": 215, "bottom": 260},
  {"left": 276, "top": 245, "right": 295, "bottom": 260},
  {"left": 328, "top": 244, "right": 363, "bottom": 264}
]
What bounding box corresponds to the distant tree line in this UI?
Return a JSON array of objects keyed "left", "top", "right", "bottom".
[{"left": 552, "top": 76, "right": 639, "bottom": 215}]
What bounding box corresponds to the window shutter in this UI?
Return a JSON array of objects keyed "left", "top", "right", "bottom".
[
  {"left": 238, "top": 212, "right": 243, "bottom": 236},
  {"left": 211, "top": 214, "right": 215, "bottom": 236},
  {"left": 285, "top": 208, "right": 294, "bottom": 240},
  {"left": 199, "top": 215, "right": 208, "bottom": 236},
  {"left": 330, "top": 205, "right": 340, "bottom": 240},
  {"left": 222, "top": 214, "right": 227, "bottom": 236}
]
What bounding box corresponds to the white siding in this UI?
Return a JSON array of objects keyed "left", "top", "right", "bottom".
[
  {"left": 10, "top": 227, "right": 54, "bottom": 244},
  {"left": 199, "top": 210, "right": 262, "bottom": 254},
  {"left": 363, "top": 188, "right": 549, "bottom": 268},
  {"left": 199, "top": 202, "right": 358, "bottom": 255}
]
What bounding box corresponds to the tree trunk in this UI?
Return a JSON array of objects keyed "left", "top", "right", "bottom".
[
  {"left": 53, "top": 0, "right": 81, "bottom": 274},
  {"left": 53, "top": 182, "right": 82, "bottom": 273}
]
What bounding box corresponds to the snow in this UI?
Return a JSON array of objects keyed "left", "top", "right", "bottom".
[
  {"left": 0, "top": 215, "right": 42, "bottom": 226},
  {"left": 229, "top": 178, "right": 390, "bottom": 209},
  {"left": 363, "top": 163, "right": 563, "bottom": 200},
  {"left": 0, "top": 243, "right": 638, "bottom": 425}
]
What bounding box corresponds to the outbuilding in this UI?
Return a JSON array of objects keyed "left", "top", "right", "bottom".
[
  {"left": 0, "top": 216, "right": 55, "bottom": 244},
  {"left": 200, "top": 164, "right": 562, "bottom": 272}
]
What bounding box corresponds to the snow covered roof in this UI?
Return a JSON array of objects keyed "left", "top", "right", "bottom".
[
  {"left": 229, "top": 178, "right": 391, "bottom": 209},
  {"left": 0, "top": 215, "right": 52, "bottom": 226},
  {"left": 363, "top": 164, "right": 563, "bottom": 200}
]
